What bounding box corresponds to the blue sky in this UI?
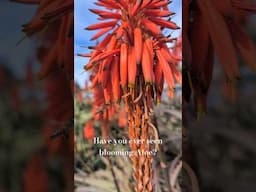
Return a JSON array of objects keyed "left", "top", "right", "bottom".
[{"left": 74, "top": 0, "right": 182, "bottom": 86}]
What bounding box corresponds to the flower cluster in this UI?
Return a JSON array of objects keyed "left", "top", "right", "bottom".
[{"left": 184, "top": 0, "right": 256, "bottom": 114}]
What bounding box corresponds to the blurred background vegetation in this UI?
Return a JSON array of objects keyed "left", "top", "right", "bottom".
[{"left": 185, "top": 17, "right": 256, "bottom": 192}]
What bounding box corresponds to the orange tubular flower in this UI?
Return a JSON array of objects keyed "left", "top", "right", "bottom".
[
  {"left": 83, "top": 120, "right": 95, "bottom": 140},
  {"left": 184, "top": 0, "right": 256, "bottom": 115},
  {"left": 80, "top": 0, "right": 181, "bottom": 191}
]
